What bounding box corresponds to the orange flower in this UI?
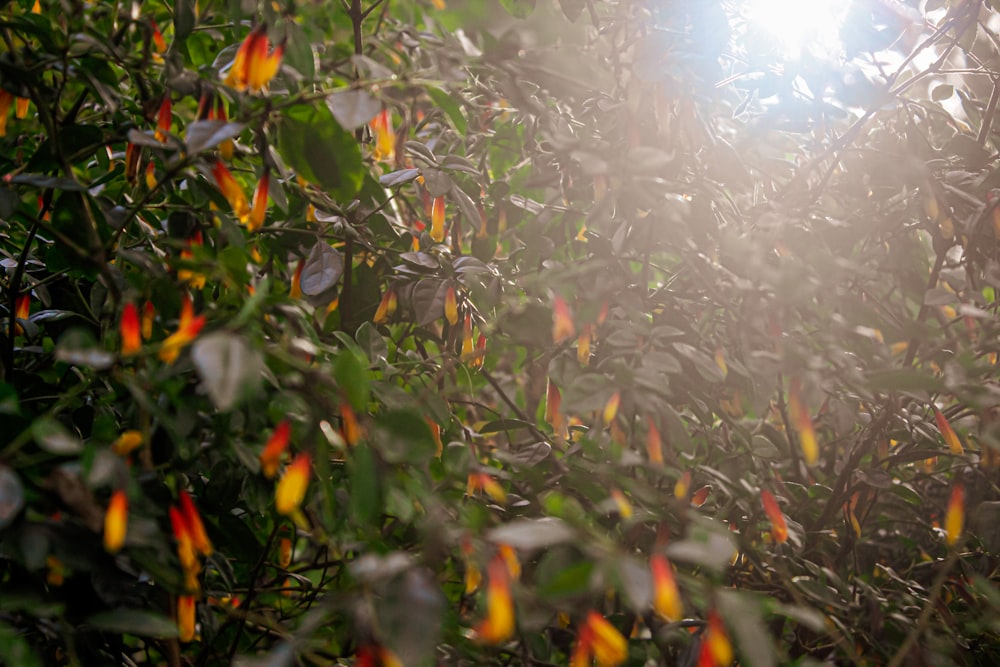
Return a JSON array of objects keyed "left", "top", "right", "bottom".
[
  {"left": 945, "top": 483, "right": 964, "bottom": 545},
  {"left": 761, "top": 489, "right": 788, "bottom": 544},
  {"left": 474, "top": 555, "right": 515, "bottom": 644},
  {"left": 373, "top": 288, "right": 397, "bottom": 324},
  {"left": 577, "top": 324, "right": 592, "bottom": 366},
  {"left": 603, "top": 391, "right": 620, "bottom": 426},
  {"left": 13, "top": 293, "right": 30, "bottom": 336},
  {"left": 260, "top": 420, "right": 291, "bottom": 478},
  {"left": 471, "top": 333, "right": 487, "bottom": 370},
  {"left": 341, "top": 402, "right": 363, "bottom": 446},
  {"left": 145, "top": 160, "right": 157, "bottom": 190},
  {"left": 112, "top": 430, "right": 143, "bottom": 456},
  {"left": 934, "top": 408, "right": 964, "bottom": 455},
  {"left": 427, "top": 417, "right": 443, "bottom": 456},
  {"left": 289, "top": 258, "right": 304, "bottom": 299},
  {"left": 545, "top": 378, "right": 565, "bottom": 436},
  {"left": 646, "top": 416, "right": 664, "bottom": 465},
  {"left": 121, "top": 303, "right": 141, "bottom": 356},
  {"left": 370, "top": 109, "right": 395, "bottom": 162},
  {"left": 445, "top": 286, "right": 459, "bottom": 325},
  {"left": 691, "top": 485, "right": 711, "bottom": 507},
  {"left": 552, "top": 295, "right": 575, "bottom": 344},
  {"left": 177, "top": 595, "right": 196, "bottom": 642},
  {"left": 703, "top": 610, "right": 732, "bottom": 667},
  {"left": 248, "top": 170, "right": 270, "bottom": 231},
  {"left": 651, "top": 554, "right": 682, "bottom": 621},
  {"left": 788, "top": 379, "right": 818, "bottom": 466},
  {"left": 573, "top": 611, "right": 627, "bottom": 667},
  {"left": 498, "top": 544, "right": 521, "bottom": 580},
  {"left": 155, "top": 96, "right": 172, "bottom": 142},
  {"left": 14, "top": 97, "right": 29, "bottom": 119},
  {"left": 461, "top": 312, "right": 474, "bottom": 359},
  {"left": 169, "top": 506, "right": 200, "bottom": 576},
  {"left": 104, "top": 490, "right": 128, "bottom": 553},
  {"left": 211, "top": 160, "right": 250, "bottom": 222},
  {"left": 275, "top": 452, "right": 311, "bottom": 515},
  {"left": 158, "top": 302, "right": 206, "bottom": 364},
  {"left": 278, "top": 536, "right": 293, "bottom": 568},
  {"left": 151, "top": 19, "right": 167, "bottom": 54},
  {"left": 714, "top": 346, "right": 728, "bottom": 378},
  {"left": 142, "top": 300, "right": 155, "bottom": 339},
  {"left": 125, "top": 142, "right": 140, "bottom": 183},
  {"left": 225, "top": 24, "right": 284, "bottom": 93},
  {"left": 357, "top": 645, "right": 403, "bottom": 667},
  {"left": 672, "top": 472, "right": 691, "bottom": 502},
  {"left": 610, "top": 489, "right": 632, "bottom": 519},
  {"left": 178, "top": 491, "right": 213, "bottom": 556},
  {"left": 467, "top": 472, "right": 507, "bottom": 504},
  {"left": 0, "top": 91, "right": 12, "bottom": 136},
  {"left": 430, "top": 196, "right": 446, "bottom": 242}
]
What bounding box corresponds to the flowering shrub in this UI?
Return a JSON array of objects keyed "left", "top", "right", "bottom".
[{"left": 1, "top": 0, "right": 1000, "bottom": 665}]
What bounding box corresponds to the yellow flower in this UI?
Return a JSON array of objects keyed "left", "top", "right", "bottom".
[
  {"left": 275, "top": 453, "right": 311, "bottom": 515},
  {"left": 103, "top": 490, "right": 128, "bottom": 553}
]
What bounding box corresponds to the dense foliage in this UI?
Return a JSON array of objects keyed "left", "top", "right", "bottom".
[{"left": 2, "top": 0, "right": 1000, "bottom": 665}]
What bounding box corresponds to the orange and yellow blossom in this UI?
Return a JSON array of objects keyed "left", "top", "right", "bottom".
[
  {"left": 945, "top": 483, "right": 965, "bottom": 546},
  {"left": 0, "top": 91, "right": 12, "bottom": 137},
  {"left": 248, "top": 170, "right": 270, "bottom": 232},
  {"left": 120, "top": 302, "right": 142, "bottom": 356},
  {"left": 646, "top": 416, "right": 664, "bottom": 464},
  {"left": 370, "top": 109, "right": 395, "bottom": 162},
  {"left": 934, "top": 408, "right": 964, "bottom": 455},
  {"left": 788, "top": 378, "right": 818, "bottom": 466},
  {"left": 467, "top": 472, "right": 507, "bottom": 504},
  {"left": 275, "top": 452, "right": 311, "bottom": 515},
  {"left": 474, "top": 555, "right": 516, "bottom": 645},
  {"left": 651, "top": 554, "right": 682, "bottom": 621},
  {"left": 112, "top": 430, "right": 143, "bottom": 456},
  {"left": 445, "top": 286, "right": 459, "bottom": 325},
  {"left": 211, "top": 160, "right": 250, "bottom": 222},
  {"left": 572, "top": 611, "right": 627, "bottom": 667},
  {"left": 178, "top": 491, "right": 213, "bottom": 556},
  {"left": 761, "top": 489, "right": 788, "bottom": 544},
  {"left": 158, "top": 302, "right": 206, "bottom": 364},
  {"left": 103, "top": 490, "right": 128, "bottom": 553},
  {"left": 225, "top": 24, "right": 284, "bottom": 93},
  {"left": 260, "top": 420, "right": 291, "bottom": 479},
  {"left": 552, "top": 295, "right": 575, "bottom": 344},
  {"left": 177, "top": 595, "right": 197, "bottom": 642}
]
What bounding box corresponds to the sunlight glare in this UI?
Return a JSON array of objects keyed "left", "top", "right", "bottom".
[{"left": 745, "top": 0, "right": 849, "bottom": 59}]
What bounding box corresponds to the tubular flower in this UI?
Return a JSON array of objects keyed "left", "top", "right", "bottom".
[
  {"left": 357, "top": 645, "right": 403, "bottom": 667},
  {"left": 104, "top": 490, "right": 128, "bottom": 553},
  {"left": 471, "top": 333, "right": 487, "bottom": 370},
  {"left": 703, "top": 610, "right": 733, "bottom": 667},
  {"left": 155, "top": 96, "right": 172, "bottom": 142},
  {"left": 467, "top": 472, "right": 507, "bottom": 504},
  {"left": 370, "top": 109, "right": 395, "bottom": 162},
  {"left": 427, "top": 417, "right": 443, "bottom": 456},
  {"left": 15, "top": 97, "right": 29, "bottom": 119},
  {"left": 474, "top": 555, "right": 515, "bottom": 645},
  {"left": 225, "top": 24, "right": 284, "bottom": 93},
  {"left": 445, "top": 286, "right": 459, "bottom": 325},
  {"left": 602, "top": 391, "right": 620, "bottom": 426},
  {"left": 691, "top": 485, "right": 711, "bottom": 507},
  {"left": 13, "top": 293, "right": 30, "bottom": 336},
  {"left": 498, "top": 544, "right": 521, "bottom": 580},
  {"left": 651, "top": 554, "right": 683, "bottom": 621},
  {"left": 461, "top": 313, "right": 474, "bottom": 359},
  {"left": 170, "top": 506, "right": 200, "bottom": 576},
  {"left": 278, "top": 536, "right": 293, "bottom": 568},
  {"left": 248, "top": 170, "right": 270, "bottom": 231},
  {"left": 289, "top": 259, "right": 304, "bottom": 299},
  {"left": 577, "top": 324, "right": 593, "bottom": 366},
  {"left": 714, "top": 346, "right": 728, "bottom": 378},
  {"left": 145, "top": 160, "right": 157, "bottom": 190},
  {"left": 177, "top": 232, "right": 206, "bottom": 289},
  {"left": 430, "top": 196, "right": 446, "bottom": 242},
  {"left": 151, "top": 19, "right": 167, "bottom": 53},
  {"left": 674, "top": 471, "right": 691, "bottom": 501},
  {"left": 945, "top": 483, "right": 965, "bottom": 546},
  {"left": 260, "top": 420, "right": 291, "bottom": 479},
  {"left": 211, "top": 161, "right": 250, "bottom": 222},
  {"left": 552, "top": 295, "right": 575, "bottom": 344},
  {"left": 573, "top": 611, "right": 628, "bottom": 667},
  {"left": 178, "top": 491, "right": 213, "bottom": 556},
  {"left": 158, "top": 303, "right": 206, "bottom": 364},
  {"left": 125, "top": 142, "right": 140, "bottom": 183},
  {"left": 112, "top": 430, "right": 143, "bottom": 456},
  {"left": 121, "top": 303, "right": 142, "bottom": 355},
  {"left": 373, "top": 288, "right": 397, "bottom": 324},
  {"left": 788, "top": 379, "right": 818, "bottom": 466},
  {"left": 761, "top": 489, "right": 788, "bottom": 544},
  {"left": 0, "top": 91, "right": 13, "bottom": 136},
  {"left": 934, "top": 408, "right": 964, "bottom": 455},
  {"left": 610, "top": 489, "right": 632, "bottom": 519},
  {"left": 275, "top": 452, "right": 312, "bottom": 515},
  {"left": 545, "top": 378, "right": 565, "bottom": 436},
  {"left": 177, "top": 595, "right": 196, "bottom": 642},
  {"left": 142, "top": 300, "right": 155, "bottom": 339},
  {"left": 646, "top": 416, "right": 664, "bottom": 465},
  {"left": 462, "top": 537, "right": 481, "bottom": 594},
  {"left": 341, "top": 402, "right": 363, "bottom": 446}
]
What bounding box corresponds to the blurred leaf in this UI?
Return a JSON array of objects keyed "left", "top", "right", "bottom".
[
  {"left": 277, "top": 104, "right": 363, "bottom": 200},
  {"left": 487, "top": 518, "right": 575, "bottom": 550},
  {"left": 192, "top": 332, "right": 263, "bottom": 411},
  {"left": 85, "top": 610, "right": 179, "bottom": 638},
  {"left": 0, "top": 467, "right": 25, "bottom": 530},
  {"left": 300, "top": 242, "right": 344, "bottom": 296},
  {"left": 31, "top": 418, "right": 82, "bottom": 455}
]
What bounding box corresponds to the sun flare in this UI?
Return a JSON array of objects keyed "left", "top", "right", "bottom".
[{"left": 745, "top": 0, "right": 850, "bottom": 59}]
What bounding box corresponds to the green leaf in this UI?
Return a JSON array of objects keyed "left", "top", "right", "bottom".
[
  {"left": 499, "top": 0, "right": 536, "bottom": 18},
  {"left": 349, "top": 444, "right": 381, "bottom": 526},
  {"left": 31, "top": 417, "right": 83, "bottom": 455},
  {"left": 174, "top": 0, "right": 196, "bottom": 42},
  {"left": 85, "top": 610, "right": 179, "bottom": 638},
  {"left": 374, "top": 410, "right": 437, "bottom": 464},
  {"left": 277, "top": 103, "right": 363, "bottom": 200},
  {"left": 0, "top": 466, "right": 25, "bottom": 530},
  {"left": 719, "top": 590, "right": 776, "bottom": 667},
  {"left": 335, "top": 349, "right": 370, "bottom": 411}
]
